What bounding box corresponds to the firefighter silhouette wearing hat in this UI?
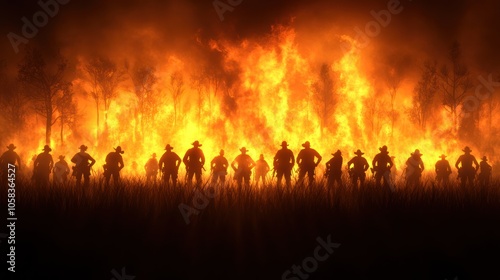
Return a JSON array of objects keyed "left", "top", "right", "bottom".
[
  {"left": 273, "top": 141, "right": 295, "bottom": 189},
  {"left": 159, "top": 144, "right": 182, "bottom": 188},
  {"left": 0, "top": 144, "right": 22, "bottom": 185},
  {"left": 478, "top": 156, "right": 492, "bottom": 187},
  {"left": 104, "top": 146, "right": 125, "bottom": 187},
  {"left": 372, "top": 145, "right": 393, "bottom": 189},
  {"left": 231, "top": 147, "right": 256, "bottom": 189},
  {"left": 435, "top": 154, "right": 452, "bottom": 186},
  {"left": 71, "top": 145, "right": 96, "bottom": 188},
  {"left": 53, "top": 155, "right": 70, "bottom": 186},
  {"left": 144, "top": 153, "right": 159, "bottom": 184},
  {"left": 347, "top": 149, "right": 369, "bottom": 188},
  {"left": 405, "top": 149, "right": 424, "bottom": 187},
  {"left": 455, "top": 146, "right": 479, "bottom": 188},
  {"left": 325, "top": 150, "right": 343, "bottom": 188},
  {"left": 296, "top": 141, "right": 322, "bottom": 186},
  {"left": 34, "top": 145, "right": 54, "bottom": 187},
  {"left": 211, "top": 149, "right": 229, "bottom": 184},
  {"left": 183, "top": 141, "right": 205, "bottom": 187}
]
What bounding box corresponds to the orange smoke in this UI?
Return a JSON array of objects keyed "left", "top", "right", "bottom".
[{"left": 11, "top": 25, "right": 496, "bottom": 180}]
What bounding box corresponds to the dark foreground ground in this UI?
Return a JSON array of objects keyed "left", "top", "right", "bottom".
[{"left": 1, "top": 178, "right": 500, "bottom": 280}]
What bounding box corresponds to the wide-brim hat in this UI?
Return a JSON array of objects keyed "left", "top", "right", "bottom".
[
  {"left": 42, "top": 145, "right": 52, "bottom": 152},
  {"left": 302, "top": 141, "right": 311, "bottom": 148},
  {"left": 411, "top": 149, "right": 423, "bottom": 157},
  {"left": 354, "top": 149, "right": 364, "bottom": 156},
  {"left": 379, "top": 145, "right": 388, "bottom": 152},
  {"left": 439, "top": 154, "right": 447, "bottom": 159},
  {"left": 58, "top": 155, "right": 65, "bottom": 160},
  {"left": 481, "top": 156, "right": 488, "bottom": 161},
  {"left": 192, "top": 141, "right": 202, "bottom": 147},
  {"left": 240, "top": 147, "right": 248, "bottom": 153},
  {"left": 152, "top": 153, "right": 157, "bottom": 157},
  {"left": 463, "top": 146, "right": 472, "bottom": 153},
  {"left": 332, "top": 150, "right": 342, "bottom": 156},
  {"left": 79, "top": 144, "right": 88, "bottom": 151},
  {"left": 281, "top": 141, "right": 289, "bottom": 147},
  {"left": 7, "top": 144, "right": 16, "bottom": 150},
  {"left": 165, "top": 144, "right": 174, "bottom": 150},
  {"left": 114, "top": 146, "right": 124, "bottom": 154}
]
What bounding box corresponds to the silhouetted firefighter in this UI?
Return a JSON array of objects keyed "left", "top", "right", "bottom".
[
  {"left": 296, "top": 141, "right": 322, "bottom": 186},
  {"left": 405, "top": 149, "right": 424, "bottom": 187},
  {"left": 0, "top": 144, "right": 21, "bottom": 184},
  {"left": 255, "top": 154, "right": 270, "bottom": 187},
  {"left": 325, "top": 150, "right": 343, "bottom": 188},
  {"left": 33, "top": 145, "right": 54, "bottom": 187},
  {"left": 435, "top": 154, "right": 452, "bottom": 186},
  {"left": 183, "top": 141, "right": 205, "bottom": 187},
  {"left": 159, "top": 144, "right": 181, "bottom": 188},
  {"left": 273, "top": 141, "right": 295, "bottom": 189},
  {"left": 211, "top": 149, "right": 228, "bottom": 184},
  {"left": 53, "top": 155, "right": 70, "bottom": 185},
  {"left": 347, "top": 149, "right": 369, "bottom": 188},
  {"left": 231, "top": 147, "right": 255, "bottom": 189},
  {"left": 372, "top": 145, "right": 394, "bottom": 190},
  {"left": 104, "top": 146, "right": 125, "bottom": 187},
  {"left": 71, "top": 145, "right": 96, "bottom": 188},
  {"left": 455, "top": 146, "right": 479, "bottom": 188},
  {"left": 144, "top": 153, "right": 159, "bottom": 184},
  {"left": 478, "top": 156, "right": 492, "bottom": 187}
]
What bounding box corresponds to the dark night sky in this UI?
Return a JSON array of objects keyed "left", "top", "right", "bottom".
[{"left": 0, "top": 0, "right": 499, "bottom": 75}]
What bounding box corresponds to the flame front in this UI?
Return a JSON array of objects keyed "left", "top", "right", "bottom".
[{"left": 12, "top": 25, "right": 496, "bottom": 179}]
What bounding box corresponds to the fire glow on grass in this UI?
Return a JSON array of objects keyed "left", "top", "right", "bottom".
[{"left": 13, "top": 26, "right": 493, "bottom": 179}]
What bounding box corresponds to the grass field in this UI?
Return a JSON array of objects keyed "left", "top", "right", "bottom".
[{"left": 2, "top": 175, "right": 500, "bottom": 280}]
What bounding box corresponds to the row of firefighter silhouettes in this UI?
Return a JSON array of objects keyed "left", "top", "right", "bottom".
[{"left": 0, "top": 141, "right": 493, "bottom": 189}]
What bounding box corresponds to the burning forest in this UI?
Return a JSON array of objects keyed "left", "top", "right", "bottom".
[
  {"left": 0, "top": 0, "right": 499, "bottom": 179},
  {"left": 1, "top": 0, "right": 500, "bottom": 279}
]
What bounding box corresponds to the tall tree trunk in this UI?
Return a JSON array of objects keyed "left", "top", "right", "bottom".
[
  {"left": 95, "top": 99, "right": 100, "bottom": 146},
  {"left": 452, "top": 107, "right": 457, "bottom": 134},
  {"left": 46, "top": 113, "right": 52, "bottom": 145},
  {"left": 45, "top": 97, "right": 52, "bottom": 145},
  {"left": 104, "top": 100, "right": 109, "bottom": 132},
  {"left": 60, "top": 114, "right": 64, "bottom": 147}
]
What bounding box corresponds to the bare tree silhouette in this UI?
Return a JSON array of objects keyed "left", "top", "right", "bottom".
[
  {"left": 191, "top": 71, "right": 207, "bottom": 129},
  {"left": 18, "top": 49, "right": 68, "bottom": 144},
  {"left": 381, "top": 53, "right": 409, "bottom": 139},
  {"left": 312, "top": 63, "right": 338, "bottom": 134},
  {"left": 409, "top": 61, "right": 439, "bottom": 130},
  {"left": 84, "top": 57, "right": 125, "bottom": 139},
  {"left": 169, "top": 71, "right": 185, "bottom": 127},
  {"left": 54, "top": 83, "right": 77, "bottom": 147},
  {"left": 0, "top": 60, "right": 27, "bottom": 136},
  {"left": 439, "top": 41, "right": 473, "bottom": 134},
  {"left": 130, "top": 64, "right": 158, "bottom": 140}
]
